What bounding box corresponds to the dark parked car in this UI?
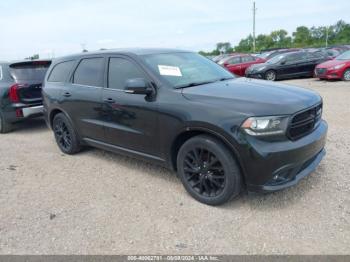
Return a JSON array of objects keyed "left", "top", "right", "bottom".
[
  {"left": 218, "top": 54, "right": 266, "bottom": 76},
  {"left": 43, "top": 49, "right": 327, "bottom": 205},
  {"left": 0, "top": 60, "right": 51, "bottom": 133},
  {"left": 258, "top": 48, "right": 300, "bottom": 61},
  {"left": 246, "top": 51, "right": 329, "bottom": 81}
]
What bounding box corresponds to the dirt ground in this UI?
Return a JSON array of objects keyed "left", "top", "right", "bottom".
[{"left": 0, "top": 78, "right": 349, "bottom": 255}]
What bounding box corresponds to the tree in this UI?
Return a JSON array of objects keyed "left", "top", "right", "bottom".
[
  {"left": 216, "top": 42, "right": 232, "bottom": 54},
  {"left": 25, "top": 54, "right": 39, "bottom": 60},
  {"left": 293, "top": 26, "right": 312, "bottom": 47},
  {"left": 198, "top": 20, "right": 350, "bottom": 55}
]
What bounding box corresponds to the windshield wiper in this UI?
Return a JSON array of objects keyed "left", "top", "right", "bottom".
[
  {"left": 175, "top": 77, "right": 234, "bottom": 89},
  {"left": 175, "top": 80, "right": 216, "bottom": 89}
]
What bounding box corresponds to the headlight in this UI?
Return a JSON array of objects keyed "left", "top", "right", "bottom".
[
  {"left": 331, "top": 64, "right": 345, "bottom": 70},
  {"left": 241, "top": 116, "right": 289, "bottom": 136}
]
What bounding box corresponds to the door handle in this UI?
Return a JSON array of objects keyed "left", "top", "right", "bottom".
[
  {"left": 63, "top": 92, "right": 71, "bottom": 97},
  {"left": 104, "top": 98, "right": 116, "bottom": 103}
]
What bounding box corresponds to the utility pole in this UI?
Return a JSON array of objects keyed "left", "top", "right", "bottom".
[
  {"left": 325, "top": 27, "right": 329, "bottom": 48},
  {"left": 252, "top": 1, "right": 257, "bottom": 52}
]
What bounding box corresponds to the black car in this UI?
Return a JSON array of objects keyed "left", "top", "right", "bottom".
[
  {"left": 43, "top": 49, "right": 327, "bottom": 205},
  {"left": 0, "top": 60, "right": 51, "bottom": 133},
  {"left": 258, "top": 48, "right": 300, "bottom": 61},
  {"left": 246, "top": 51, "right": 329, "bottom": 81}
]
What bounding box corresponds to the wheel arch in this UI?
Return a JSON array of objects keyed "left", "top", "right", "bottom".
[{"left": 170, "top": 127, "right": 247, "bottom": 185}]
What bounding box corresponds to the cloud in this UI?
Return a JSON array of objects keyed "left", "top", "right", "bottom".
[{"left": 0, "top": 0, "right": 349, "bottom": 59}]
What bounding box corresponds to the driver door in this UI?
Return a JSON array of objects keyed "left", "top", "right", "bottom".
[{"left": 101, "top": 56, "right": 160, "bottom": 157}]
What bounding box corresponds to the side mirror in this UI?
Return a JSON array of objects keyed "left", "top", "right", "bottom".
[
  {"left": 280, "top": 59, "right": 286, "bottom": 65},
  {"left": 124, "top": 78, "right": 154, "bottom": 95}
]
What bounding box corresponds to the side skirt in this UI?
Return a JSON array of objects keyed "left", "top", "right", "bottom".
[{"left": 83, "top": 138, "right": 168, "bottom": 168}]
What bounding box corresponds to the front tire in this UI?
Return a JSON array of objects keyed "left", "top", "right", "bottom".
[
  {"left": 343, "top": 69, "right": 350, "bottom": 81},
  {"left": 177, "top": 135, "right": 242, "bottom": 206},
  {"left": 53, "top": 113, "right": 81, "bottom": 154},
  {"left": 265, "top": 70, "right": 277, "bottom": 81},
  {"left": 0, "top": 111, "right": 13, "bottom": 134}
]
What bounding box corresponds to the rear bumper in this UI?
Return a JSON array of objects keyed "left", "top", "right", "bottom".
[
  {"left": 22, "top": 105, "right": 44, "bottom": 117},
  {"left": 3, "top": 104, "right": 43, "bottom": 123},
  {"left": 238, "top": 120, "right": 328, "bottom": 193}
]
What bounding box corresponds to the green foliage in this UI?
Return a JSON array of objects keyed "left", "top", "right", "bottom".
[
  {"left": 25, "top": 54, "right": 40, "bottom": 60},
  {"left": 200, "top": 20, "right": 350, "bottom": 55}
]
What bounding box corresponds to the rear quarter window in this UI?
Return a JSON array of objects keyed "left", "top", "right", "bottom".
[{"left": 48, "top": 60, "right": 76, "bottom": 82}]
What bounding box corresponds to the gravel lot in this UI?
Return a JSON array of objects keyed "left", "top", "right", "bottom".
[{"left": 0, "top": 78, "right": 349, "bottom": 255}]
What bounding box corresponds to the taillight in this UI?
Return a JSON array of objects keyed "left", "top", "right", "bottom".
[
  {"left": 9, "top": 83, "right": 28, "bottom": 103},
  {"left": 9, "top": 84, "right": 20, "bottom": 103}
]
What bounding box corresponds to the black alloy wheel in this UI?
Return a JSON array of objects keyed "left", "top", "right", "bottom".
[
  {"left": 53, "top": 113, "right": 81, "bottom": 154},
  {"left": 177, "top": 135, "right": 242, "bottom": 206},
  {"left": 183, "top": 147, "right": 226, "bottom": 197}
]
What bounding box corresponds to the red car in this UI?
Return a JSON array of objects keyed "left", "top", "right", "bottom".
[
  {"left": 315, "top": 50, "right": 350, "bottom": 81},
  {"left": 218, "top": 54, "right": 266, "bottom": 76}
]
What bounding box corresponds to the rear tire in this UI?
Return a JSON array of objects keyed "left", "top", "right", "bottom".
[
  {"left": 52, "top": 113, "right": 81, "bottom": 154},
  {"left": 265, "top": 70, "right": 277, "bottom": 81},
  {"left": 176, "top": 135, "right": 242, "bottom": 206},
  {"left": 0, "top": 111, "right": 13, "bottom": 134},
  {"left": 343, "top": 69, "right": 350, "bottom": 81}
]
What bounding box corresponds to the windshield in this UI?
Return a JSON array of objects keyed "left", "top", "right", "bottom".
[
  {"left": 142, "top": 52, "right": 234, "bottom": 88},
  {"left": 336, "top": 50, "right": 350, "bottom": 60},
  {"left": 259, "top": 52, "right": 273, "bottom": 59},
  {"left": 267, "top": 54, "right": 285, "bottom": 64}
]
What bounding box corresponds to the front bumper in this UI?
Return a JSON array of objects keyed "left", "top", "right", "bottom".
[
  {"left": 315, "top": 68, "right": 342, "bottom": 80},
  {"left": 237, "top": 120, "right": 328, "bottom": 193},
  {"left": 245, "top": 72, "right": 264, "bottom": 79}
]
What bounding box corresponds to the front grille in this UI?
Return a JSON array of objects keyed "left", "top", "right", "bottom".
[
  {"left": 287, "top": 103, "right": 322, "bottom": 140},
  {"left": 315, "top": 68, "right": 326, "bottom": 76}
]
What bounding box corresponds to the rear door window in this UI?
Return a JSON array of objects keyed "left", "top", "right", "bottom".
[
  {"left": 48, "top": 60, "right": 76, "bottom": 82},
  {"left": 241, "top": 56, "right": 255, "bottom": 63},
  {"left": 9, "top": 61, "right": 51, "bottom": 82},
  {"left": 227, "top": 57, "right": 241, "bottom": 65},
  {"left": 73, "top": 58, "right": 105, "bottom": 87}
]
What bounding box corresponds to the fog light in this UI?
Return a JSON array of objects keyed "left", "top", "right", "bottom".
[{"left": 273, "top": 175, "right": 279, "bottom": 180}]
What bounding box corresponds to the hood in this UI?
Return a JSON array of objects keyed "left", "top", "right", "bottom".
[
  {"left": 316, "top": 59, "right": 349, "bottom": 68},
  {"left": 181, "top": 78, "right": 321, "bottom": 116}
]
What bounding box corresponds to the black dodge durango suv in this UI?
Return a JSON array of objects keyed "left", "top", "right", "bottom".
[{"left": 43, "top": 49, "right": 327, "bottom": 205}]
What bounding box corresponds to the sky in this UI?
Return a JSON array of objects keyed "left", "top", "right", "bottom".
[{"left": 0, "top": 0, "right": 349, "bottom": 60}]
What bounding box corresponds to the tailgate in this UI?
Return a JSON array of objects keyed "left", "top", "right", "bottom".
[{"left": 9, "top": 60, "right": 51, "bottom": 105}]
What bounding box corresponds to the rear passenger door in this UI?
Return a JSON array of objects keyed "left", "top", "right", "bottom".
[
  {"left": 240, "top": 55, "right": 257, "bottom": 75},
  {"left": 225, "top": 57, "right": 242, "bottom": 75},
  {"left": 60, "top": 57, "right": 106, "bottom": 141},
  {"left": 101, "top": 56, "right": 159, "bottom": 157}
]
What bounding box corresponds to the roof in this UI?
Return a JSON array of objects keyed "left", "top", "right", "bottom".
[{"left": 54, "top": 48, "right": 192, "bottom": 62}]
